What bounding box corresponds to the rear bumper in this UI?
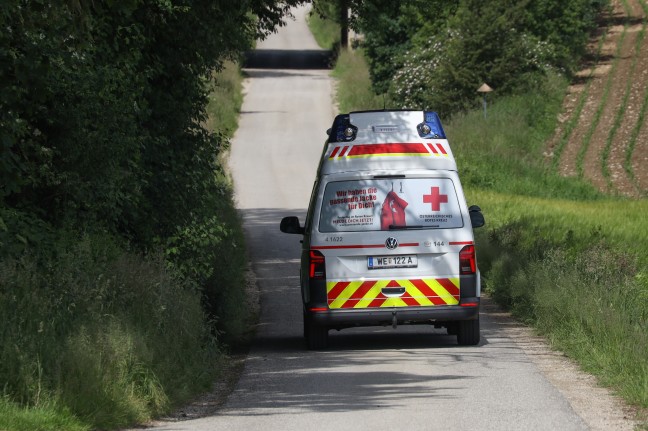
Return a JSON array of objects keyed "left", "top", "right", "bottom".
[{"left": 308, "top": 298, "right": 479, "bottom": 328}]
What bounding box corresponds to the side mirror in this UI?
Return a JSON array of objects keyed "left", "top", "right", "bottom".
[
  {"left": 468, "top": 205, "right": 485, "bottom": 228},
  {"left": 280, "top": 216, "right": 305, "bottom": 235}
]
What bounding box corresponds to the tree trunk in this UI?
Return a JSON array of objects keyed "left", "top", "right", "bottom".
[{"left": 340, "top": 0, "right": 349, "bottom": 49}]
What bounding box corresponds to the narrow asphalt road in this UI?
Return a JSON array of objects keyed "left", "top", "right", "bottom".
[{"left": 146, "top": 6, "right": 633, "bottom": 431}]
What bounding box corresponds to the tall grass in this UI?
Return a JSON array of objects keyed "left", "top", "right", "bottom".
[
  {"left": 480, "top": 220, "right": 647, "bottom": 408},
  {"left": 0, "top": 397, "right": 88, "bottom": 431},
  {"left": 445, "top": 70, "right": 647, "bottom": 410},
  {"left": 449, "top": 80, "right": 648, "bottom": 411},
  {"left": 206, "top": 61, "right": 244, "bottom": 139},
  {"left": 447, "top": 73, "right": 603, "bottom": 201},
  {"left": 0, "top": 234, "right": 220, "bottom": 429},
  {"left": 331, "top": 48, "right": 386, "bottom": 113}
]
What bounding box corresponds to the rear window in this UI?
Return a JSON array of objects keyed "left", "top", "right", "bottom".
[{"left": 318, "top": 178, "right": 463, "bottom": 233}]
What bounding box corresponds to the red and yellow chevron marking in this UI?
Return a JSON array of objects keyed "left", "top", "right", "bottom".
[
  {"left": 326, "top": 278, "right": 460, "bottom": 309},
  {"left": 328, "top": 143, "right": 449, "bottom": 159}
]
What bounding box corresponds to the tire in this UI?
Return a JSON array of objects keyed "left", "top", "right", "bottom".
[
  {"left": 304, "top": 314, "right": 328, "bottom": 350},
  {"left": 457, "top": 317, "right": 480, "bottom": 346},
  {"left": 446, "top": 322, "right": 458, "bottom": 336}
]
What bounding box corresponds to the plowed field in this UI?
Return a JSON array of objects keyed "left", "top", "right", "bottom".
[{"left": 546, "top": 0, "right": 648, "bottom": 197}]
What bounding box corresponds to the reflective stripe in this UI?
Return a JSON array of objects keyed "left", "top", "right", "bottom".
[
  {"left": 326, "top": 278, "right": 460, "bottom": 309},
  {"left": 328, "top": 143, "right": 450, "bottom": 159}
]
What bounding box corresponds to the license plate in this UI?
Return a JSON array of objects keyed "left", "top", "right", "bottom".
[{"left": 368, "top": 255, "right": 418, "bottom": 269}]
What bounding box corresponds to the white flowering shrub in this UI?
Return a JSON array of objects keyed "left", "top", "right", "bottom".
[
  {"left": 388, "top": 24, "right": 559, "bottom": 115},
  {"left": 390, "top": 33, "right": 450, "bottom": 109}
]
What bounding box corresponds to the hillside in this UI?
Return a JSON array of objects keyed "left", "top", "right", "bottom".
[{"left": 547, "top": 0, "right": 648, "bottom": 197}]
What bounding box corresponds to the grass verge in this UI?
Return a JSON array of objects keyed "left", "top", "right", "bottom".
[
  {"left": 331, "top": 48, "right": 385, "bottom": 113},
  {"left": 448, "top": 72, "right": 647, "bottom": 412},
  {"left": 306, "top": 8, "right": 340, "bottom": 50},
  {"left": 0, "top": 397, "right": 88, "bottom": 431},
  {"left": 452, "top": 88, "right": 648, "bottom": 413},
  {"left": 206, "top": 61, "right": 244, "bottom": 139}
]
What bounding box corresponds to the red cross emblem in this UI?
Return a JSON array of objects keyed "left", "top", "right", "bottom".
[{"left": 423, "top": 187, "right": 448, "bottom": 211}]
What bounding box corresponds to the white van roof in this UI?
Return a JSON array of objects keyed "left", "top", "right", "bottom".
[{"left": 320, "top": 110, "right": 457, "bottom": 175}]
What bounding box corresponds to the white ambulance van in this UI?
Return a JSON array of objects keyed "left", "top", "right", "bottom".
[{"left": 280, "top": 110, "right": 485, "bottom": 349}]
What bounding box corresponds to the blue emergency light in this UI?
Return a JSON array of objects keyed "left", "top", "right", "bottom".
[
  {"left": 418, "top": 111, "right": 446, "bottom": 139},
  {"left": 328, "top": 114, "right": 358, "bottom": 143}
]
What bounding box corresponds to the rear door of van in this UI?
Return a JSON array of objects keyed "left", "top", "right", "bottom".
[{"left": 311, "top": 172, "right": 474, "bottom": 311}]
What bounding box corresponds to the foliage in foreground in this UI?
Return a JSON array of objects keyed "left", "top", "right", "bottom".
[{"left": 0, "top": 0, "right": 299, "bottom": 300}]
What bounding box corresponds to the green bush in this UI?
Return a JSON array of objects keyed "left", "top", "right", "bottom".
[{"left": 163, "top": 175, "right": 250, "bottom": 345}]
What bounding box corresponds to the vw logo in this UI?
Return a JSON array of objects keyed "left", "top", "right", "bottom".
[{"left": 385, "top": 237, "right": 399, "bottom": 250}]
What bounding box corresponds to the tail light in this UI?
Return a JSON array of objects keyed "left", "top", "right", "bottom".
[
  {"left": 459, "top": 245, "right": 476, "bottom": 275},
  {"left": 309, "top": 250, "right": 326, "bottom": 279}
]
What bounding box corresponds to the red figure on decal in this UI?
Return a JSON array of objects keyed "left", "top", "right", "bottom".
[{"left": 380, "top": 191, "right": 408, "bottom": 230}]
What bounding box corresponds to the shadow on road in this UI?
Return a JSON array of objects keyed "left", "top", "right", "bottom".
[
  {"left": 243, "top": 49, "right": 334, "bottom": 69},
  {"left": 220, "top": 321, "right": 523, "bottom": 417}
]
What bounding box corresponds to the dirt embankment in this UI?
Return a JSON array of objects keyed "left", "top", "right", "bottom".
[{"left": 546, "top": 0, "right": 648, "bottom": 197}]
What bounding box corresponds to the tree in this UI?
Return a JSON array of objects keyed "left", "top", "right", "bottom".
[
  {"left": 347, "top": 0, "right": 454, "bottom": 95},
  {"left": 0, "top": 0, "right": 304, "bottom": 251},
  {"left": 368, "top": 0, "right": 607, "bottom": 114}
]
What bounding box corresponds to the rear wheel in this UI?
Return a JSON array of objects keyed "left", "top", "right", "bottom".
[
  {"left": 457, "top": 317, "right": 480, "bottom": 345},
  {"left": 446, "top": 322, "right": 458, "bottom": 336},
  {"left": 304, "top": 313, "right": 328, "bottom": 350}
]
